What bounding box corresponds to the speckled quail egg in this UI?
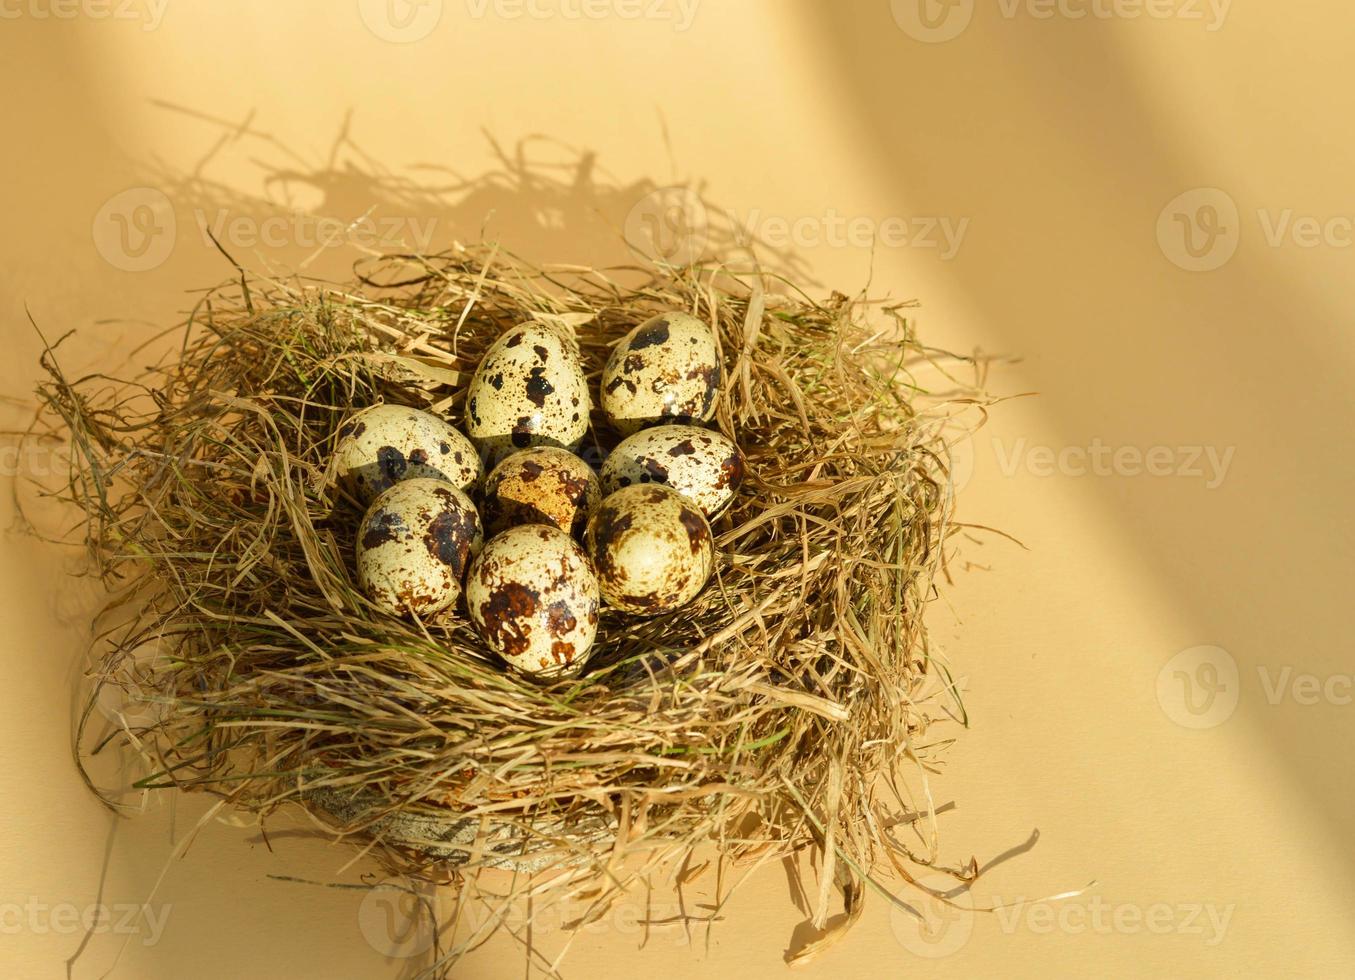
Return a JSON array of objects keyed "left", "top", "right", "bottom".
[
  {"left": 464, "top": 323, "right": 590, "bottom": 466},
  {"left": 601, "top": 311, "right": 721, "bottom": 435},
  {"left": 481, "top": 447, "right": 602, "bottom": 539},
  {"left": 333, "top": 404, "right": 481, "bottom": 505},
  {"left": 356, "top": 479, "right": 483, "bottom": 617},
  {"left": 584, "top": 484, "right": 714, "bottom": 615},
  {"left": 466, "top": 524, "right": 600, "bottom": 677},
  {"left": 601, "top": 424, "right": 744, "bottom": 519}
]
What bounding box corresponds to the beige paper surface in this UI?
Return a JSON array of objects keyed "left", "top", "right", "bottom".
[{"left": 2, "top": 1, "right": 1352, "bottom": 976}]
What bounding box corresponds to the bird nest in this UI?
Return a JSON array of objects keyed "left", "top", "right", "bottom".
[{"left": 35, "top": 244, "right": 980, "bottom": 970}]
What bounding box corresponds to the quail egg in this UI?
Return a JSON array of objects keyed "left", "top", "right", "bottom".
[
  {"left": 481, "top": 447, "right": 602, "bottom": 539},
  {"left": 356, "top": 479, "right": 482, "bottom": 617},
  {"left": 464, "top": 322, "right": 590, "bottom": 465},
  {"left": 601, "top": 311, "right": 721, "bottom": 435},
  {"left": 584, "top": 484, "right": 714, "bottom": 615},
  {"left": 333, "top": 404, "right": 480, "bottom": 505},
  {"left": 601, "top": 424, "right": 744, "bottom": 518},
  {"left": 466, "top": 524, "right": 600, "bottom": 677}
]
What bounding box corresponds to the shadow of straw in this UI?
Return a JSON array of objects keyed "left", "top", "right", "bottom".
[{"left": 135, "top": 103, "right": 813, "bottom": 285}]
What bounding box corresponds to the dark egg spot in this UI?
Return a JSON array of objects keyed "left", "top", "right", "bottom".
[
  {"left": 678, "top": 508, "right": 709, "bottom": 554},
  {"left": 605, "top": 375, "right": 637, "bottom": 396},
  {"left": 409, "top": 448, "right": 429, "bottom": 466},
  {"left": 361, "top": 509, "right": 405, "bottom": 549},
  {"left": 525, "top": 366, "right": 555, "bottom": 407},
  {"left": 424, "top": 505, "right": 479, "bottom": 576},
  {"left": 376, "top": 446, "right": 407, "bottom": 487},
  {"left": 439, "top": 441, "right": 451, "bottom": 454},
  {"left": 545, "top": 599, "right": 577, "bottom": 636},
  {"left": 629, "top": 318, "right": 670, "bottom": 350},
  {"left": 589, "top": 506, "right": 635, "bottom": 579},
  {"left": 488, "top": 371, "right": 505, "bottom": 391},
  {"left": 339, "top": 418, "right": 367, "bottom": 440},
  {"left": 667, "top": 439, "right": 696, "bottom": 457},
  {"left": 550, "top": 640, "right": 575, "bottom": 665},
  {"left": 622, "top": 353, "right": 646, "bottom": 375},
  {"left": 518, "top": 459, "right": 545, "bottom": 482},
  {"left": 717, "top": 452, "right": 745, "bottom": 491},
  {"left": 511, "top": 418, "right": 535, "bottom": 448},
  {"left": 642, "top": 459, "right": 670, "bottom": 484},
  {"left": 505, "top": 331, "right": 524, "bottom": 348},
  {"left": 532, "top": 344, "right": 549, "bottom": 361},
  {"left": 479, "top": 581, "right": 539, "bottom": 656}
]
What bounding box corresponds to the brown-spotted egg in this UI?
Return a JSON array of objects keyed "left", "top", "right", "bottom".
[
  {"left": 466, "top": 524, "right": 600, "bottom": 677},
  {"left": 601, "top": 424, "right": 744, "bottom": 518},
  {"left": 465, "top": 323, "right": 590, "bottom": 465},
  {"left": 601, "top": 311, "right": 721, "bottom": 435},
  {"left": 481, "top": 447, "right": 601, "bottom": 539},
  {"left": 356, "top": 479, "right": 482, "bottom": 617},
  {"left": 333, "top": 404, "right": 480, "bottom": 505},
  {"left": 584, "top": 484, "right": 714, "bottom": 615}
]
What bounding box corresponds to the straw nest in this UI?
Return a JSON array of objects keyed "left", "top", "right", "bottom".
[{"left": 36, "top": 244, "right": 979, "bottom": 968}]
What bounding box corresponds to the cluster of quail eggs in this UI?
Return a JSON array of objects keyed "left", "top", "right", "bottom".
[{"left": 332, "top": 312, "right": 746, "bottom": 679}]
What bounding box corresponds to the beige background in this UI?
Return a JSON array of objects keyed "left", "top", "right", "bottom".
[{"left": 3, "top": 1, "right": 1353, "bottom": 976}]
